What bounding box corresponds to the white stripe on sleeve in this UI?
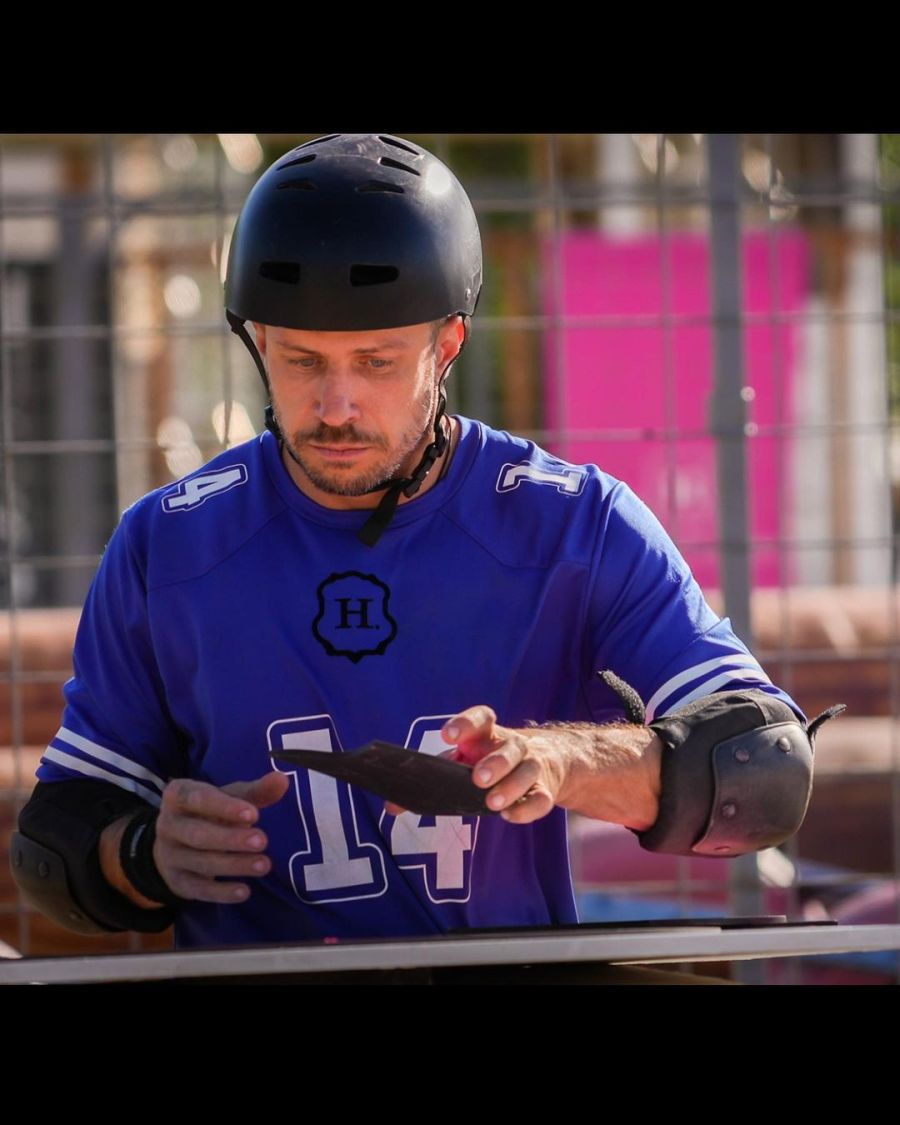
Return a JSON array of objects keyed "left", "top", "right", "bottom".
[
  {"left": 645, "top": 655, "right": 764, "bottom": 720},
  {"left": 54, "top": 727, "right": 166, "bottom": 792},
  {"left": 652, "top": 668, "right": 773, "bottom": 719},
  {"left": 41, "top": 747, "right": 163, "bottom": 808}
]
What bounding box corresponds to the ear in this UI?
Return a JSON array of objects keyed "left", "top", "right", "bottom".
[
  {"left": 436, "top": 315, "right": 466, "bottom": 379},
  {"left": 253, "top": 322, "right": 267, "bottom": 357}
]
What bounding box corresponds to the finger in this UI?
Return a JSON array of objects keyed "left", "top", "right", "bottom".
[
  {"left": 163, "top": 843, "right": 273, "bottom": 881},
  {"left": 159, "top": 814, "right": 270, "bottom": 856},
  {"left": 165, "top": 870, "right": 255, "bottom": 905},
  {"left": 224, "top": 770, "right": 290, "bottom": 810},
  {"left": 480, "top": 755, "right": 541, "bottom": 806},
  {"left": 163, "top": 779, "right": 260, "bottom": 825},
  {"left": 470, "top": 737, "right": 529, "bottom": 788},
  {"left": 442, "top": 706, "right": 497, "bottom": 747},
  {"left": 499, "top": 787, "right": 555, "bottom": 825}
]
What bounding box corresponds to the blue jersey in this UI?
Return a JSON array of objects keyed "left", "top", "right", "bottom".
[{"left": 38, "top": 418, "right": 796, "bottom": 947}]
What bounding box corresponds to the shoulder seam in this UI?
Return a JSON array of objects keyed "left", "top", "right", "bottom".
[
  {"left": 145, "top": 504, "right": 291, "bottom": 594},
  {"left": 436, "top": 506, "right": 591, "bottom": 573}
]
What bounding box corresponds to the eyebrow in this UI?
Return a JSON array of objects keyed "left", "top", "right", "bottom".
[{"left": 276, "top": 338, "right": 412, "bottom": 355}]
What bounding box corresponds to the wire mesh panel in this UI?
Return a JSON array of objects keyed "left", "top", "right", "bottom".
[{"left": 1, "top": 133, "right": 897, "bottom": 983}]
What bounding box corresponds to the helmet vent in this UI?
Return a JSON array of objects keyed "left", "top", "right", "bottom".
[
  {"left": 299, "top": 134, "right": 340, "bottom": 148},
  {"left": 277, "top": 178, "right": 318, "bottom": 191},
  {"left": 378, "top": 136, "right": 420, "bottom": 156},
  {"left": 259, "top": 262, "right": 301, "bottom": 285},
  {"left": 379, "top": 157, "right": 420, "bottom": 177},
  {"left": 350, "top": 265, "right": 399, "bottom": 287},
  {"left": 356, "top": 180, "right": 404, "bottom": 195},
  {"left": 277, "top": 154, "right": 317, "bottom": 171}
]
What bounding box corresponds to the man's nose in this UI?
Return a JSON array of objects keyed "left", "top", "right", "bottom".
[{"left": 316, "top": 370, "right": 360, "bottom": 427}]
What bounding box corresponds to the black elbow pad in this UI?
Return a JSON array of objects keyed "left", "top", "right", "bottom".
[
  {"left": 599, "top": 672, "right": 845, "bottom": 858},
  {"left": 12, "top": 780, "right": 175, "bottom": 935}
]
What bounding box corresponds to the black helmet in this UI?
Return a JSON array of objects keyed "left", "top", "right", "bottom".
[{"left": 225, "top": 133, "right": 482, "bottom": 331}]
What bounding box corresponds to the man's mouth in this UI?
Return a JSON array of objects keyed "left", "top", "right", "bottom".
[{"left": 308, "top": 444, "right": 372, "bottom": 461}]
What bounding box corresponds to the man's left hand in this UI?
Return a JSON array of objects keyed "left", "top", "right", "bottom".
[{"left": 384, "top": 704, "right": 661, "bottom": 829}]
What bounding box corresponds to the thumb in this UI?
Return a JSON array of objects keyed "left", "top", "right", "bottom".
[{"left": 223, "top": 770, "right": 290, "bottom": 809}]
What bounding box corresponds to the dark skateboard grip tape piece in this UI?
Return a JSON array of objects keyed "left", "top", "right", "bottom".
[{"left": 269, "top": 740, "right": 497, "bottom": 816}]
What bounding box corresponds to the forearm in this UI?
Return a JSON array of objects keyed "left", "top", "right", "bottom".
[{"left": 531, "top": 722, "right": 662, "bottom": 830}]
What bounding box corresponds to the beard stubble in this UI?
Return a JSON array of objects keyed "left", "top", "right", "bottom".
[{"left": 277, "top": 377, "right": 438, "bottom": 497}]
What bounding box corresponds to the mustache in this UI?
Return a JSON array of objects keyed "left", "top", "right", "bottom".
[{"left": 293, "top": 423, "right": 389, "bottom": 449}]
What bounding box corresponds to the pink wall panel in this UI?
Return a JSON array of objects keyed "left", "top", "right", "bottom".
[{"left": 543, "top": 229, "right": 810, "bottom": 589}]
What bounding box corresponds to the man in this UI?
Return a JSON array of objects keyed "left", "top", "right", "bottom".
[{"left": 12, "top": 134, "right": 832, "bottom": 947}]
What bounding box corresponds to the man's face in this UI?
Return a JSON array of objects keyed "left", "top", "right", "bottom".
[{"left": 255, "top": 318, "right": 463, "bottom": 509}]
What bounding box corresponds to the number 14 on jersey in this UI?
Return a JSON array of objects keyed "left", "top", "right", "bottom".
[{"left": 268, "top": 715, "right": 479, "bottom": 906}]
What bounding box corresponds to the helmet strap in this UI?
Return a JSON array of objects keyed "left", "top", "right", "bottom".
[
  {"left": 357, "top": 391, "right": 449, "bottom": 548},
  {"left": 226, "top": 312, "right": 282, "bottom": 439}
]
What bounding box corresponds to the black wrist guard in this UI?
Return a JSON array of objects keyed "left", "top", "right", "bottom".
[
  {"left": 119, "top": 807, "right": 183, "bottom": 908},
  {"left": 599, "top": 670, "right": 845, "bottom": 857}
]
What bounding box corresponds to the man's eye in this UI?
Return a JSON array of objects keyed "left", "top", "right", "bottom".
[
  {"left": 366, "top": 357, "right": 391, "bottom": 369},
  {"left": 288, "top": 357, "right": 318, "bottom": 368}
]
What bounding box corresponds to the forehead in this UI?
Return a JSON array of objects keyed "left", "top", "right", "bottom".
[{"left": 264, "top": 321, "right": 435, "bottom": 355}]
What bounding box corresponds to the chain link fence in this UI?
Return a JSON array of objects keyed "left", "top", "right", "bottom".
[{"left": 1, "top": 133, "right": 897, "bottom": 981}]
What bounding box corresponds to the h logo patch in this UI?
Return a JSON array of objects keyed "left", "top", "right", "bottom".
[{"left": 312, "top": 571, "right": 397, "bottom": 663}]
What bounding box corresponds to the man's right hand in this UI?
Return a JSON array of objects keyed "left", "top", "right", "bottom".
[{"left": 99, "top": 771, "right": 289, "bottom": 908}]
